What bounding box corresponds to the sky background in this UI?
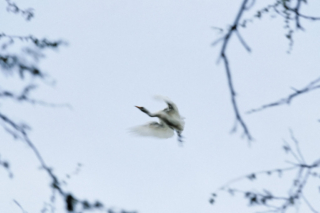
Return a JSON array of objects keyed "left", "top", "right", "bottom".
[{"left": 0, "top": 0, "right": 320, "bottom": 213}]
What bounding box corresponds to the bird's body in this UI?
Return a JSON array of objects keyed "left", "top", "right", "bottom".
[{"left": 131, "top": 96, "right": 184, "bottom": 142}]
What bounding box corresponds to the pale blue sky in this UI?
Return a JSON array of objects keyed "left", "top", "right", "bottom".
[{"left": 0, "top": 0, "right": 320, "bottom": 213}]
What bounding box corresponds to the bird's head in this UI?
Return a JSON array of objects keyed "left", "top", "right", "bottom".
[{"left": 135, "top": 106, "right": 148, "bottom": 113}]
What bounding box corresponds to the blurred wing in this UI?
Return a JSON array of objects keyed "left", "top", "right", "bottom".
[
  {"left": 130, "top": 122, "right": 174, "bottom": 139},
  {"left": 154, "top": 95, "right": 179, "bottom": 113},
  {"left": 154, "top": 95, "right": 185, "bottom": 131},
  {"left": 179, "top": 116, "right": 185, "bottom": 130}
]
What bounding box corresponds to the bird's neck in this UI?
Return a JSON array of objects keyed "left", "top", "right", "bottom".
[{"left": 143, "top": 109, "right": 156, "bottom": 117}]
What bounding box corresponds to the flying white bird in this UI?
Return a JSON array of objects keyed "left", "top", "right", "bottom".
[{"left": 131, "top": 96, "right": 185, "bottom": 143}]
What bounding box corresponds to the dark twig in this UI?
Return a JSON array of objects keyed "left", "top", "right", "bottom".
[
  {"left": 0, "top": 33, "right": 66, "bottom": 49},
  {"left": 235, "top": 29, "right": 251, "bottom": 52},
  {"left": 217, "top": 0, "right": 252, "bottom": 140},
  {"left": 13, "top": 200, "right": 28, "bottom": 213},
  {"left": 210, "top": 132, "right": 320, "bottom": 212},
  {"left": 296, "top": 13, "right": 320, "bottom": 21},
  {"left": 0, "top": 154, "right": 13, "bottom": 178},
  {"left": 0, "top": 112, "right": 135, "bottom": 213},
  {"left": 282, "top": 139, "right": 303, "bottom": 164},
  {"left": 244, "top": 0, "right": 255, "bottom": 10},
  {"left": 0, "top": 85, "right": 72, "bottom": 109},
  {"left": 289, "top": 129, "right": 306, "bottom": 164},
  {"left": 211, "top": 36, "right": 226, "bottom": 46},
  {"left": 5, "top": 0, "right": 34, "bottom": 21},
  {"left": 301, "top": 193, "right": 319, "bottom": 213},
  {"left": 214, "top": 0, "right": 320, "bottom": 138},
  {"left": 247, "top": 76, "right": 320, "bottom": 114},
  {"left": 293, "top": 0, "right": 304, "bottom": 30},
  {"left": 216, "top": 165, "right": 297, "bottom": 192},
  {"left": 40, "top": 202, "right": 55, "bottom": 213},
  {"left": 0, "top": 3, "right": 134, "bottom": 212}
]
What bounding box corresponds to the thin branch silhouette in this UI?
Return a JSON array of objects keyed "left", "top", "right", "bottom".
[
  {"left": 0, "top": 3, "right": 135, "bottom": 212},
  {"left": 0, "top": 111, "right": 136, "bottom": 213},
  {"left": 217, "top": 0, "right": 253, "bottom": 140},
  {"left": 301, "top": 194, "right": 319, "bottom": 213},
  {"left": 235, "top": 29, "right": 251, "bottom": 52},
  {"left": 0, "top": 154, "right": 13, "bottom": 178},
  {"left": 0, "top": 84, "right": 72, "bottom": 109},
  {"left": 210, "top": 132, "right": 320, "bottom": 212},
  {"left": 13, "top": 200, "right": 28, "bottom": 213},
  {"left": 5, "top": 0, "right": 34, "bottom": 21},
  {"left": 213, "top": 0, "right": 320, "bottom": 139},
  {"left": 247, "top": 76, "right": 320, "bottom": 114}
]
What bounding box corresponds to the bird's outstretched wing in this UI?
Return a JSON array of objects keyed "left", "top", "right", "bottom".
[
  {"left": 154, "top": 95, "right": 185, "bottom": 130},
  {"left": 130, "top": 122, "right": 174, "bottom": 138},
  {"left": 154, "top": 95, "right": 178, "bottom": 111}
]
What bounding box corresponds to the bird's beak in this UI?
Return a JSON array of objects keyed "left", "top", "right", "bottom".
[{"left": 135, "top": 106, "right": 142, "bottom": 109}]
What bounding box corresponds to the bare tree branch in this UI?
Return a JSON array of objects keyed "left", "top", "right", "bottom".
[
  {"left": 247, "top": 76, "right": 320, "bottom": 114},
  {"left": 13, "top": 200, "right": 28, "bottom": 213},
  {"left": 235, "top": 29, "right": 251, "bottom": 52},
  {"left": 5, "top": 0, "right": 34, "bottom": 21},
  {"left": 213, "top": 0, "right": 320, "bottom": 138},
  {"left": 292, "top": 0, "right": 304, "bottom": 30},
  {"left": 301, "top": 193, "right": 320, "bottom": 213},
  {"left": 0, "top": 154, "right": 13, "bottom": 178},
  {"left": 210, "top": 131, "right": 320, "bottom": 212},
  {"left": 289, "top": 129, "right": 306, "bottom": 164},
  {"left": 244, "top": 0, "right": 256, "bottom": 10},
  {"left": 0, "top": 2, "right": 137, "bottom": 212},
  {"left": 217, "top": 0, "right": 253, "bottom": 140},
  {"left": 296, "top": 13, "right": 320, "bottom": 21},
  {"left": 0, "top": 84, "right": 72, "bottom": 109},
  {"left": 0, "top": 111, "right": 136, "bottom": 213},
  {"left": 215, "top": 165, "right": 297, "bottom": 193}
]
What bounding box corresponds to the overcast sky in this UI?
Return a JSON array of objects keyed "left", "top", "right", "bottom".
[{"left": 1, "top": 0, "right": 320, "bottom": 213}]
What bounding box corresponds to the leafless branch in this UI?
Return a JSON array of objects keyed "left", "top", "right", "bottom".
[
  {"left": 235, "top": 29, "right": 251, "bottom": 52},
  {"left": 0, "top": 111, "right": 136, "bottom": 213},
  {"left": 301, "top": 194, "right": 319, "bottom": 213},
  {"left": 217, "top": 0, "right": 253, "bottom": 140},
  {"left": 287, "top": 0, "right": 320, "bottom": 24},
  {"left": 296, "top": 13, "right": 320, "bottom": 21},
  {"left": 5, "top": 0, "right": 34, "bottom": 21},
  {"left": 0, "top": 154, "right": 13, "bottom": 178},
  {"left": 211, "top": 35, "right": 226, "bottom": 46},
  {"left": 0, "top": 3, "right": 135, "bottom": 212},
  {"left": 244, "top": 0, "right": 256, "bottom": 10},
  {"left": 247, "top": 76, "right": 320, "bottom": 114},
  {"left": 215, "top": 165, "right": 297, "bottom": 193},
  {"left": 210, "top": 132, "right": 320, "bottom": 212},
  {"left": 283, "top": 139, "right": 303, "bottom": 164},
  {"left": 214, "top": 0, "right": 320, "bottom": 139},
  {"left": 0, "top": 33, "right": 67, "bottom": 49},
  {"left": 13, "top": 200, "right": 28, "bottom": 213},
  {"left": 0, "top": 85, "right": 72, "bottom": 109},
  {"left": 289, "top": 129, "right": 306, "bottom": 164},
  {"left": 293, "top": 0, "right": 304, "bottom": 30}
]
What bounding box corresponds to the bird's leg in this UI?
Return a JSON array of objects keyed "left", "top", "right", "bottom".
[{"left": 177, "top": 131, "right": 184, "bottom": 144}]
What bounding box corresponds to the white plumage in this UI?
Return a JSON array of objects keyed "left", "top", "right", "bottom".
[
  {"left": 131, "top": 96, "right": 185, "bottom": 142},
  {"left": 131, "top": 121, "right": 174, "bottom": 138}
]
